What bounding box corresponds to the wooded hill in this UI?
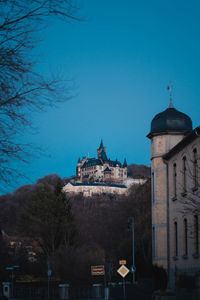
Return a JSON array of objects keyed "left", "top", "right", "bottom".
[
  {"left": 0, "top": 170, "right": 151, "bottom": 284},
  {"left": 127, "top": 164, "right": 150, "bottom": 178}
]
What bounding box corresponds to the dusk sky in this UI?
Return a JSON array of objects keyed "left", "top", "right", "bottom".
[{"left": 6, "top": 0, "right": 200, "bottom": 193}]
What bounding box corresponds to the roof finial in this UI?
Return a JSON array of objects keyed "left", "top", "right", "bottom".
[{"left": 167, "top": 81, "right": 174, "bottom": 108}]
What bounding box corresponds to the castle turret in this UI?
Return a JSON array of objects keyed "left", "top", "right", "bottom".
[
  {"left": 123, "top": 158, "right": 127, "bottom": 168},
  {"left": 76, "top": 157, "right": 81, "bottom": 177}
]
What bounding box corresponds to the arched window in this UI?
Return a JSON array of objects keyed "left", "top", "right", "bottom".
[
  {"left": 193, "top": 149, "right": 198, "bottom": 189},
  {"left": 174, "top": 221, "right": 178, "bottom": 256},
  {"left": 194, "top": 215, "right": 199, "bottom": 255},
  {"left": 173, "top": 163, "right": 177, "bottom": 198},
  {"left": 183, "top": 218, "right": 188, "bottom": 256},
  {"left": 182, "top": 157, "right": 187, "bottom": 193}
]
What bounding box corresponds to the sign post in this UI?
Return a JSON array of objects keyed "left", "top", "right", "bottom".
[
  {"left": 91, "top": 266, "right": 106, "bottom": 300},
  {"left": 47, "top": 261, "right": 52, "bottom": 300},
  {"left": 117, "top": 265, "right": 129, "bottom": 300},
  {"left": 127, "top": 217, "right": 135, "bottom": 284}
]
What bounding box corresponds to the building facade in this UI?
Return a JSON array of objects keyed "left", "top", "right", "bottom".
[
  {"left": 76, "top": 140, "right": 127, "bottom": 184},
  {"left": 148, "top": 100, "right": 200, "bottom": 288},
  {"left": 63, "top": 182, "right": 128, "bottom": 197}
]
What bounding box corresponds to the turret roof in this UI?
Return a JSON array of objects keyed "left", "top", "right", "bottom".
[
  {"left": 81, "top": 158, "right": 103, "bottom": 169},
  {"left": 104, "top": 167, "right": 111, "bottom": 172},
  {"left": 123, "top": 158, "right": 127, "bottom": 167},
  {"left": 148, "top": 103, "right": 192, "bottom": 138},
  {"left": 99, "top": 139, "right": 104, "bottom": 149}
]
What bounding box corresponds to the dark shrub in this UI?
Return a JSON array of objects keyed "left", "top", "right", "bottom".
[{"left": 152, "top": 265, "right": 167, "bottom": 291}]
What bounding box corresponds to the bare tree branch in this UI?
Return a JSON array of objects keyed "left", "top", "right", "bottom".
[{"left": 0, "top": 0, "right": 81, "bottom": 188}]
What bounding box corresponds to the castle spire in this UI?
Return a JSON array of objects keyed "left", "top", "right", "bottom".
[
  {"left": 123, "top": 158, "right": 127, "bottom": 167},
  {"left": 99, "top": 138, "right": 104, "bottom": 149},
  {"left": 167, "top": 82, "right": 174, "bottom": 108}
]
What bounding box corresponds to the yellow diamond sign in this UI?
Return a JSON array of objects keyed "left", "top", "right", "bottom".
[{"left": 117, "top": 265, "right": 129, "bottom": 278}]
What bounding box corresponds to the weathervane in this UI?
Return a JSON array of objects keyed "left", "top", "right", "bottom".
[{"left": 167, "top": 81, "right": 174, "bottom": 108}]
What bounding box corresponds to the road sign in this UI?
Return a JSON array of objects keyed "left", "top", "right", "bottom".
[
  {"left": 91, "top": 265, "right": 105, "bottom": 275},
  {"left": 119, "top": 260, "right": 126, "bottom": 265},
  {"left": 117, "top": 265, "right": 129, "bottom": 278},
  {"left": 130, "top": 265, "right": 136, "bottom": 273}
]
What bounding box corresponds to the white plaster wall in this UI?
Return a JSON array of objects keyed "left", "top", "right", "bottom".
[
  {"left": 63, "top": 183, "right": 128, "bottom": 196},
  {"left": 151, "top": 133, "right": 185, "bottom": 271},
  {"left": 168, "top": 137, "right": 200, "bottom": 275}
]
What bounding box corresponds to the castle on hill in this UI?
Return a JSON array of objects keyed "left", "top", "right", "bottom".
[
  {"left": 63, "top": 140, "right": 146, "bottom": 196},
  {"left": 76, "top": 139, "right": 127, "bottom": 184}
]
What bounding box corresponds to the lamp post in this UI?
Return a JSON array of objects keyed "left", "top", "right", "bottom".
[
  {"left": 6, "top": 265, "right": 20, "bottom": 297},
  {"left": 127, "top": 217, "right": 135, "bottom": 284},
  {"left": 47, "top": 260, "right": 52, "bottom": 300}
]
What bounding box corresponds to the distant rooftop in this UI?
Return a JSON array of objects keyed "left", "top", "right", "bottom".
[{"left": 69, "top": 182, "right": 127, "bottom": 189}]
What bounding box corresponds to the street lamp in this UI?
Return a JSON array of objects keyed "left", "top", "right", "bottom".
[
  {"left": 47, "top": 260, "right": 52, "bottom": 300},
  {"left": 6, "top": 265, "right": 20, "bottom": 297},
  {"left": 127, "top": 217, "right": 135, "bottom": 284}
]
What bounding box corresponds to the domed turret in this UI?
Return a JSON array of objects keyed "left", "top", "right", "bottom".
[
  {"left": 147, "top": 92, "right": 194, "bottom": 275},
  {"left": 148, "top": 102, "right": 192, "bottom": 137}
]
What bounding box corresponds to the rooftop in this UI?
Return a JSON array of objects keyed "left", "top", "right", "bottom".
[
  {"left": 148, "top": 102, "right": 192, "bottom": 138},
  {"left": 69, "top": 182, "right": 127, "bottom": 188}
]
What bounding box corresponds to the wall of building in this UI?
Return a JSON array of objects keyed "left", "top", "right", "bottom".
[
  {"left": 151, "top": 133, "right": 185, "bottom": 270},
  {"left": 63, "top": 183, "right": 128, "bottom": 197},
  {"left": 78, "top": 161, "right": 127, "bottom": 183},
  {"left": 167, "top": 136, "right": 200, "bottom": 287}
]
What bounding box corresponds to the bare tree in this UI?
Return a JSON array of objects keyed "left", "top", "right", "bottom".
[
  {"left": 19, "top": 178, "right": 76, "bottom": 258},
  {"left": 0, "top": 0, "right": 81, "bottom": 186}
]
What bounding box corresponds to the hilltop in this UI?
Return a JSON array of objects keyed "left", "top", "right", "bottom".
[{"left": 127, "top": 163, "right": 150, "bottom": 179}]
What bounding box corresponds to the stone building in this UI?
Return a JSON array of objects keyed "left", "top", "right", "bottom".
[
  {"left": 147, "top": 99, "right": 200, "bottom": 288},
  {"left": 76, "top": 140, "right": 127, "bottom": 184}
]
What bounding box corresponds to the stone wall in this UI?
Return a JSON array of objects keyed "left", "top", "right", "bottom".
[{"left": 63, "top": 183, "right": 128, "bottom": 197}]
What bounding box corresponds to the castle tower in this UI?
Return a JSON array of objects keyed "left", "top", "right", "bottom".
[
  {"left": 97, "top": 139, "right": 107, "bottom": 161},
  {"left": 76, "top": 157, "right": 81, "bottom": 178},
  {"left": 147, "top": 99, "right": 192, "bottom": 271}
]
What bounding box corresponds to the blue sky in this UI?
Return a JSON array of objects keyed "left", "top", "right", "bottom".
[{"left": 7, "top": 0, "right": 200, "bottom": 192}]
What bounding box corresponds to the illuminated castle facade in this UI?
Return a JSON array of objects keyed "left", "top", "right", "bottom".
[{"left": 76, "top": 140, "right": 127, "bottom": 184}]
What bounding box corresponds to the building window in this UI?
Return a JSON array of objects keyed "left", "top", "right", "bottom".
[
  {"left": 193, "top": 149, "right": 198, "bottom": 189},
  {"left": 152, "top": 171, "right": 154, "bottom": 202},
  {"left": 182, "top": 157, "right": 187, "bottom": 193},
  {"left": 173, "top": 163, "right": 177, "bottom": 198},
  {"left": 194, "top": 215, "right": 199, "bottom": 255},
  {"left": 174, "top": 221, "right": 178, "bottom": 257},
  {"left": 183, "top": 218, "right": 188, "bottom": 256}
]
